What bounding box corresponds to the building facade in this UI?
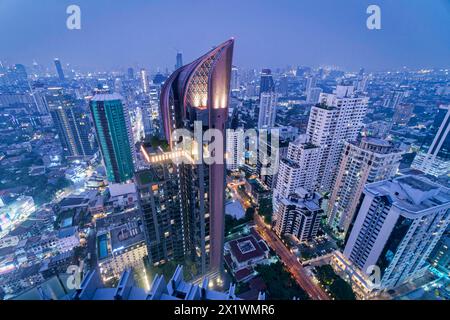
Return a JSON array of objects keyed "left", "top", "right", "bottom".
[
  {"left": 327, "top": 137, "right": 403, "bottom": 237},
  {"left": 47, "top": 87, "right": 96, "bottom": 158},
  {"left": 307, "top": 85, "right": 369, "bottom": 192},
  {"left": 343, "top": 175, "right": 450, "bottom": 290},
  {"left": 90, "top": 93, "right": 135, "bottom": 183},
  {"left": 274, "top": 188, "right": 322, "bottom": 242},
  {"left": 159, "top": 39, "right": 234, "bottom": 274}
]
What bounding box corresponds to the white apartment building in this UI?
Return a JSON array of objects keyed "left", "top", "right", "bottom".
[
  {"left": 307, "top": 85, "right": 369, "bottom": 192},
  {"left": 226, "top": 128, "right": 245, "bottom": 171},
  {"left": 327, "top": 137, "right": 403, "bottom": 237},
  {"left": 272, "top": 135, "right": 320, "bottom": 214},
  {"left": 343, "top": 175, "right": 450, "bottom": 290},
  {"left": 257, "top": 92, "right": 278, "bottom": 129}
]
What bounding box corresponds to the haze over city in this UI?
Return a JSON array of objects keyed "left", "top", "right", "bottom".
[{"left": 0, "top": 0, "right": 449, "bottom": 71}]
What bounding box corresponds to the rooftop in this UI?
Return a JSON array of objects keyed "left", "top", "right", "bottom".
[{"left": 365, "top": 175, "right": 450, "bottom": 214}]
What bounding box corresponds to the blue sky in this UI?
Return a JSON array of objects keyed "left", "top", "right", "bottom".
[{"left": 0, "top": 0, "right": 449, "bottom": 71}]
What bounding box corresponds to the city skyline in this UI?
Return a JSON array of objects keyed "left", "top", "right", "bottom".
[
  {"left": 1, "top": 1, "right": 449, "bottom": 306},
  {"left": 0, "top": 0, "right": 449, "bottom": 71}
]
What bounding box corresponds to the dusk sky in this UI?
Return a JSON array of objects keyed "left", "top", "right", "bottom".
[{"left": 0, "top": 0, "right": 449, "bottom": 72}]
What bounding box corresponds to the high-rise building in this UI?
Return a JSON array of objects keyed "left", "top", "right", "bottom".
[
  {"left": 127, "top": 67, "right": 134, "bottom": 80},
  {"left": 140, "top": 68, "right": 149, "bottom": 93},
  {"left": 47, "top": 87, "right": 96, "bottom": 158},
  {"left": 257, "top": 92, "right": 278, "bottom": 129},
  {"left": 90, "top": 93, "right": 135, "bottom": 183},
  {"left": 175, "top": 52, "right": 183, "bottom": 70},
  {"left": 343, "top": 175, "right": 450, "bottom": 290},
  {"left": 274, "top": 188, "right": 322, "bottom": 242},
  {"left": 306, "top": 87, "right": 322, "bottom": 104},
  {"left": 226, "top": 129, "right": 244, "bottom": 171},
  {"left": 273, "top": 135, "right": 321, "bottom": 214},
  {"left": 159, "top": 39, "right": 234, "bottom": 274},
  {"left": 305, "top": 75, "right": 316, "bottom": 96},
  {"left": 327, "top": 137, "right": 403, "bottom": 237},
  {"left": 54, "top": 58, "right": 65, "bottom": 81},
  {"left": 412, "top": 104, "right": 450, "bottom": 177},
  {"left": 135, "top": 158, "right": 185, "bottom": 266},
  {"left": 231, "top": 66, "right": 239, "bottom": 91},
  {"left": 393, "top": 103, "right": 414, "bottom": 125},
  {"left": 259, "top": 68, "right": 274, "bottom": 97},
  {"left": 307, "top": 85, "right": 369, "bottom": 192}
]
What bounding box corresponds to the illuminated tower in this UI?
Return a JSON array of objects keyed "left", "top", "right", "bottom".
[
  {"left": 47, "top": 87, "right": 96, "bottom": 158},
  {"left": 90, "top": 93, "right": 135, "bottom": 183},
  {"left": 160, "top": 39, "right": 234, "bottom": 274}
]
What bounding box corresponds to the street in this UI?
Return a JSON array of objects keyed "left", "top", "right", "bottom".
[{"left": 254, "top": 214, "right": 331, "bottom": 300}]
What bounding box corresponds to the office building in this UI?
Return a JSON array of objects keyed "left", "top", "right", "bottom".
[
  {"left": 305, "top": 75, "right": 316, "bottom": 96},
  {"left": 140, "top": 68, "right": 149, "bottom": 93},
  {"left": 175, "top": 52, "right": 183, "bottom": 70},
  {"left": 231, "top": 66, "right": 239, "bottom": 91},
  {"left": 306, "top": 87, "right": 322, "bottom": 104},
  {"left": 275, "top": 188, "right": 322, "bottom": 242},
  {"left": 259, "top": 68, "right": 274, "bottom": 96},
  {"left": 47, "top": 87, "right": 96, "bottom": 158},
  {"left": 159, "top": 39, "right": 234, "bottom": 274},
  {"left": 54, "top": 58, "right": 65, "bottom": 81},
  {"left": 257, "top": 92, "right": 278, "bottom": 129},
  {"left": 343, "top": 175, "right": 450, "bottom": 290},
  {"left": 327, "top": 137, "right": 403, "bottom": 237},
  {"left": 90, "top": 93, "right": 135, "bottom": 183},
  {"left": 127, "top": 67, "right": 134, "bottom": 80}
]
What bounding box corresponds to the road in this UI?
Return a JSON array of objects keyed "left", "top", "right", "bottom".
[{"left": 254, "top": 214, "right": 331, "bottom": 300}]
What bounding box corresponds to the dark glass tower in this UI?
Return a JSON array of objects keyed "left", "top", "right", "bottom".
[
  {"left": 54, "top": 58, "right": 65, "bottom": 81},
  {"left": 175, "top": 52, "right": 183, "bottom": 70},
  {"left": 160, "top": 39, "right": 234, "bottom": 274},
  {"left": 259, "top": 68, "right": 274, "bottom": 97},
  {"left": 47, "top": 87, "right": 96, "bottom": 158},
  {"left": 90, "top": 93, "right": 135, "bottom": 183}
]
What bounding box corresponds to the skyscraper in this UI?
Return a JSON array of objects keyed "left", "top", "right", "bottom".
[
  {"left": 175, "top": 52, "right": 183, "bottom": 70},
  {"left": 159, "top": 39, "right": 234, "bottom": 274},
  {"left": 412, "top": 104, "right": 450, "bottom": 177},
  {"left": 306, "top": 87, "right": 322, "bottom": 104},
  {"left": 54, "top": 58, "right": 65, "bottom": 81},
  {"left": 305, "top": 75, "right": 316, "bottom": 96},
  {"left": 135, "top": 157, "right": 185, "bottom": 265},
  {"left": 259, "top": 68, "right": 274, "bottom": 97},
  {"left": 140, "top": 68, "right": 149, "bottom": 93},
  {"left": 257, "top": 92, "right": 278, "bottom": 129},
  {"left": 343, "top": 175, "right": 450, "bottom": 290},
  {"left": 90, "top": 93, "right": 135, "bottom": 183},
  {"left": 127, "top": 67, "right": 134, "bottom": 80},
  {"left": 230, "top": 66, "right": 239, "bottom": 91},
  {"left": 307, "top": 85, "right": 369, "bottom": 192},
  {"left": 327, "top": 137, "right": 403, "bottom": 237},
  {"left": 47, "top": 87, "right": 96, "bottom": 158}
]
